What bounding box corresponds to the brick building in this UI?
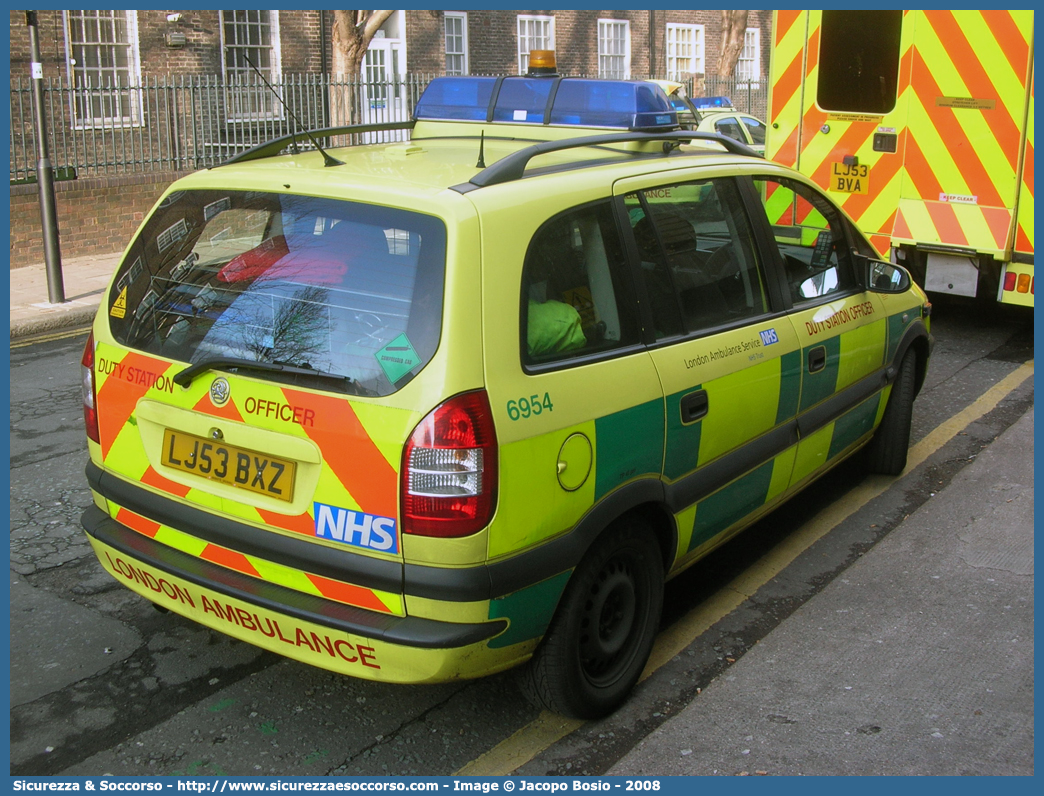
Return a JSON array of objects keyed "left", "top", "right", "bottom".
[
  {"left": 10, "top": 9, "right": 771, "bottom": 83},
  {"left": 9, "top": 9, "right": 772, "bottom": 268}
]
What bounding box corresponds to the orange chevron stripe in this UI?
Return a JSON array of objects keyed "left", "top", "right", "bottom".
[
  {"left": 981, "top": 11, "right": 1031, "bottom": 78},
  {"left": 869, "top": 231, "right": 892, "bottom": 258},
  {"left": 140, "top": 464, "right": 191, "bottom": 498},
  {"left": 909, "top": 48, "right": 1004, "bottom": 207},
  {"left": 116, "top": 507, "right": 160, "bottom": 538},
  {"left": 923, "top": 11, "right": 1021, "bottom": 172},
  {"left": 282, "top": 388, "right": 398, "bottom": 519},
  {"left": 191, "top": 392, "right": 245, "bottom": 423},
  {"left": 1016, "top": 227, "right": 1032, "bottom": 253},
  {"left": 800, "top": 104, "right": 829, "bottom": 148},
  {"left": 96, "top": 352, "right": 173, "bottom": 459},
  {"left": 925, "top": 202, "right": 968, "bottom": 247},
  {"left": 774, "top": 124, "right": 801, "bottom": 169},
  {"left": 305, "top": 573, "right": 391, "bottom": 614},
  {"left": 893, "top": 208, "right": 913, "bottom": 241},
  {"left": 896, "top": 35, "right": 915, "bottom": 94},
  {"left": 257, "top": 507, "right": 316, "bottom": 537},
  {"left": 805, "top": 25, "right": 819, "bottom": 77},
  {"left": 775, "top": 10, "right": 803, "bottom": 46},
  {"left": 902, "top": 127, "right": 945, "bottom": 201},
  {"left": 201, "top": 544, "right": 260, "bottom": 577},
  {"left": 981, "top": 207, "right": 1013, "bottom": 250},
  {"left": 771, "top": 47, "right": 803, "bottom": 123}
]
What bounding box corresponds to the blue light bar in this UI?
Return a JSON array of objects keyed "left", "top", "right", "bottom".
[
  {"left": 413, "top": 76, "right": 497, "bottom": 121},
  {"left": 493, "top": 77, "right": 554, "bottom": 123},
  {"left": 414, "top": 76, "right": 679, "bottom": 131},
  {"left": 549, "top": 79, "right": 676, "bottom": 130},
  {"left": 693, "top": 95, "right": 733, "bottom": 109}
]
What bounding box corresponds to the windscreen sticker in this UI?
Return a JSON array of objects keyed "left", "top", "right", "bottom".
[
  {"left": 375, "top": 333, "right": 421, "bottom": 384},
  {"left": 314, "top": 502, "right": 398, "bottom": 554},
  {"left": 110, "top": 286, "right": 128, "bottom": 318}
]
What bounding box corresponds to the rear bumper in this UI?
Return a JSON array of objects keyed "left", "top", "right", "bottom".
[{"left": 81, "top": 506, "right": 521, "bottom": 683}]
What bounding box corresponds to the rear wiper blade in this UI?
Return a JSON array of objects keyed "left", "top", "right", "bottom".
[{"left": 173, "top": 357, "right": 369, "bottom": 395}]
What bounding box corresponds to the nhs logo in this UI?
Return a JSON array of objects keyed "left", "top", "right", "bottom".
[
  {"left": 314, "top": 503, "right": 398, "bottom": 554},
  {"left": 759, "top": 328, "right": 780, "bottom": 346}
]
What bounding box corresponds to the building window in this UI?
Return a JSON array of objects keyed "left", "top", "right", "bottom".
[
  {"left": 444, "top": 12, "right": 468, "bottom": 75},
  {"left": 736, "top": 28, "right": 761, "bottom": 87},
  {"left": 665, "top": 23, "right": 704, "bottom": 80},
  {"left": 63, "top": 10, "right": 141, "bottom": 127},
  {"left": 517, "top": 15, "right": 555, "bottom": 75},
  {"left": 221, "top": 10, "right": 282, "bottom": 120},
  {"left": 598, "top": 20, "right": 630, "bottom": 79}
]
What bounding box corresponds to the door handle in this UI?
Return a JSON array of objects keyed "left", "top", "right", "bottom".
[
  {"left": 679, "top": 390, "right": 709, "bottom": 424},
  {"left": 808, "top": 345, "right": 827, "bottom": 373}
]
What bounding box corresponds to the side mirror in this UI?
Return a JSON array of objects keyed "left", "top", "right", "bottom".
[{"left": 856, "top": 253, "right": 911, "bottom": 293}]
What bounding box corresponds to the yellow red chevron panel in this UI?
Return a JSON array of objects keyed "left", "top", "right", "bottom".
[
  {"left": 111, "top": 505, "right": 404, "bottom": 615},
  {"left": 767, "top": 10, "right": 1034, "bottom": 266}
]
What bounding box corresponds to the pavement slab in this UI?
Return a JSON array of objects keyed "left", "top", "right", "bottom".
[{"left": 609, "top": 409, "right": 1034, "bottom": 776}]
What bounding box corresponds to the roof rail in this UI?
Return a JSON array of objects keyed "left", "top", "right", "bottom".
[
  {"left": 453, "top": 130, "right": 761, "bottom": 192},
  {"left": 215, "top": 120, "right": 417, "bottom": 167}
]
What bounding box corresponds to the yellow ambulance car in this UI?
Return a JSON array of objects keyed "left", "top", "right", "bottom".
[{"left": 80, "top": 54, "right": 932, "bottom": 719}]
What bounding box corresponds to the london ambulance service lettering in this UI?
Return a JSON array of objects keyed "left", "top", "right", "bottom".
[
  {"left": 102, "top": 550, "right": 380, "bottom": 669},
  {"left": 684, "top": 330, "right": 775, "bottom": 370},
  {"left": 805, "top": 301, "right": 875, "bottom": 336},
  {"left": 314, "top": 502, "right": 399, "bottom": 554}
]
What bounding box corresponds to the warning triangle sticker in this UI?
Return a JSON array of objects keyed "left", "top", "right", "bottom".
[{"left": 110, "top": 286, "right": 128, "bottom": 318}]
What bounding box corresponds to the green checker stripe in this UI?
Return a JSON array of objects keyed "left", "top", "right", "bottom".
[
  {"left": 687, "top": 460, "right": 774, "bottom": 553},
  {"left": 594, "top": 398, "right": 665, "bottom": 500},
  {"left": 828, "top": 393, "right": 882, "bottom": 461},
  {"left": 799, "top": 335, "right": 841, "bottom": 412},
  {"left": 487, "top": 571, "right": 571, "bottom": 648},
  {"left": 776, "top": 349, "right": 802, "bottom": 425},
  {"left": 664, "top": 386, "right": 703, "bottom": 481}
]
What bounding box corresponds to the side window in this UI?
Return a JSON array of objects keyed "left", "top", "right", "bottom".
[
  {"left": 741, "top": 116, "right": 766, "bottom": 147},
  {"left": 624, "top": 178, "right": 769, "bottom": 339},
  {"left": 754, "top": 177, "right": 857, "bottom": 303},
  {"left": 521, "top": 202, "right": 639, "bottom": 366},
  {"left": 714, "top": 117, "right": 745, "bottom": 144}
]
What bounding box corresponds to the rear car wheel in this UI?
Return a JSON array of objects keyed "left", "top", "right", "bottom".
[
  {"left": 866, "top": 350, "right": 917, "bottom": 475},
  {"left": 520, "top": 518, "right": 664, "bottom": 719}
]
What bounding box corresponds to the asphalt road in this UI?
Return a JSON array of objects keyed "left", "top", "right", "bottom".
[{"left": 8, "top": 298, "right": 1033, "bottom": 777}]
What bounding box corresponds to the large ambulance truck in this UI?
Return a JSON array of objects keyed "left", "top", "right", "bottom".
[{"left": 767, "top": 10, "right": 1034, "bottom": 307}]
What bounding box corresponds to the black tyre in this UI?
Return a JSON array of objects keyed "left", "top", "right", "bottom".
[
  {"left": 866, "top": 350, "right": 917, "bottom": 475},
  {"left": 520, "top": 518, "right": 664, "bottom": 719}
]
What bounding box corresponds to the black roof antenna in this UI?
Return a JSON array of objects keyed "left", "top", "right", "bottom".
[
  {"left": 241, "top": 53, "right": 343, "bottom": 167},
  {"left": 476, "top": 129, "right": 486, "bottom": 168}
]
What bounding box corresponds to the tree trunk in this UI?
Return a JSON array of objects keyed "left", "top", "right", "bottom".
[
  {"left": 329, "top": 10, "right": 396, "bottom": 127},
  {"left": 716, "top": 10, "right": 749, "bottom": 78}
]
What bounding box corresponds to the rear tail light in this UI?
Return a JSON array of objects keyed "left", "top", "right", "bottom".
[
  {"left": 81, "top": 331, "right": 100, "bottom": 443},
  {"left": 1004, "top": 271, "right": 1017, "bottom": 292},
  {"left": 401, "top": 390, "right": 498, "bottom": 537},
  {"left": 1017, "top": 273, "right": 1031, "bottom": 293}
]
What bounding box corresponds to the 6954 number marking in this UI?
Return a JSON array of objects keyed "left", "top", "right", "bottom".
[{"left": 506, "top": 392, "right": 554, "bottom": 420}]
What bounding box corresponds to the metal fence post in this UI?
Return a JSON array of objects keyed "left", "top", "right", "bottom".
[{"left": 26, "top": 10, "right": 65, "bottom": 303}]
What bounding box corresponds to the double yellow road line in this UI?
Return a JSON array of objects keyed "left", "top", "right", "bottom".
[{"left": 459, "top": 361, "right": 1034, "bottom": 776}]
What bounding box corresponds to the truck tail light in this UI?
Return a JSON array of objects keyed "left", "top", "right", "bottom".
[
  {"left": 81, "top": 331, "right": 100, "bottom": 443},
  {"left": 401, "top": 390, "right": 498, "bottom": 538},
  {"left": 1004, "top": 271, "right": 1017, "bottom": 291}
]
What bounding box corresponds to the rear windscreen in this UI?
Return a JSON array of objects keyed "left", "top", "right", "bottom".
[{"left": 107, "top": 190, "right": 446, "bottom": 396}]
